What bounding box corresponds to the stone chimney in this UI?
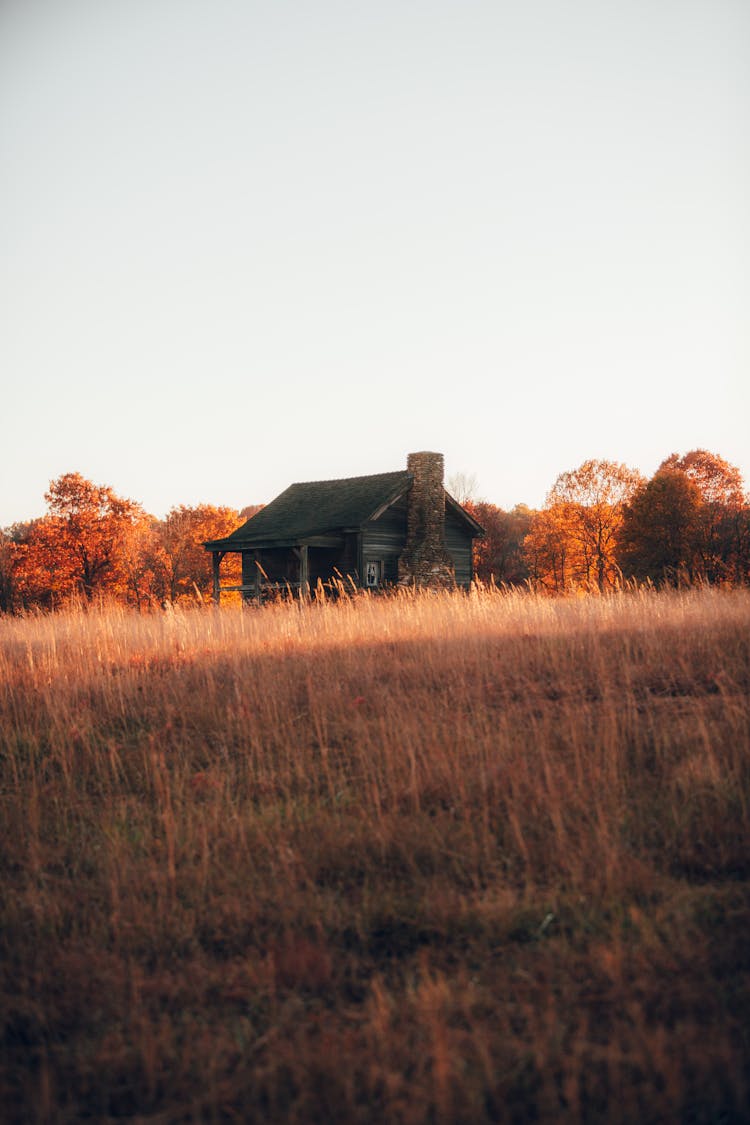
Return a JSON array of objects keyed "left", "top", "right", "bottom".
[{"left": 398, "top": 451, "right": 455, "bottom": 587}]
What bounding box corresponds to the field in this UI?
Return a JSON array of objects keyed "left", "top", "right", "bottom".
[{"left": 1, "top": 586, "right": 749, "bottom": 1123}]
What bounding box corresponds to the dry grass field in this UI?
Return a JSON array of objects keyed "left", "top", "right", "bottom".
[{"left": 1, "top": 586, "right": 749, "bottom": 1123}]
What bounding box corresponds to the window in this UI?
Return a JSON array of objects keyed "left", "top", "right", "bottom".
[{"left": 365, "top": 561, "right": 381, "bottom": 587}]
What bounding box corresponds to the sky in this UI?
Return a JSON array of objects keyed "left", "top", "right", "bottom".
[{"left": 1, "top": 0, "right": 748, "bottom": 526}]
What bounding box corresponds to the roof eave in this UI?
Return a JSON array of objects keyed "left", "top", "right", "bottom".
[
  {"left": 445, "top": 493, "right": 485, "bottom": 536},
  {"left": 204, "top": 533, "right": 345, "bottom": 552}
]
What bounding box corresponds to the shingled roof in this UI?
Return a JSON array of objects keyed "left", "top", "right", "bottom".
[{"left": 205, "top": 470, "right": 412, "bottom": 550}]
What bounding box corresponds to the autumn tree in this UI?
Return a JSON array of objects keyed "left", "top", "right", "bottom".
[
  {"left": 465, "top": 501, "right": 532, "bottom": 584},
  {"left": 117, "top": 513, "right": 163, "bottom": 610},
  {"left": 0, "top": 522, "right": 48, "bottom": 610},
  {"left": 27, "top": 473, "right": 145, "bottom": 604},
  {"left": 524, "top": 460, "right": 644, "bottom": 592},
  {"left": 620, "top": 451, "right": 749, "bottom": 585},
  {"left": 618, "top": 469, "right": 703, "bottom": 585},
  {"left": 152, "top": 505, "right": 243, "bottom": 603},
  {"left": 659, "top": 450, "right": 747, "bottom": 582},
  {"left": 660, "top": 449, "right": 744, "bottom": 507},
  {"left": 523, "top": 503, "right": 576, "bottom": 592}
]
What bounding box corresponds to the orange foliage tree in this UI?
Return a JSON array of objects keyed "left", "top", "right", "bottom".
[
  {"left": 15, "top": 474, "right": 146, "bottom": 606},
  {"left": 116, "top": 513, "right": 164, "bottom": 610},
  {"left": 3, "top": 521, "right": 53, "bottom": 610},
  {"left": 620, "top": 451, "right": 749, "bottom": 585},
  {"left": 152, "top": 505, "right": 244, "bottom": 603},
  {"left": 523, "top": 504, "right": 577, "bottom": 592},
  {"left": 524, "top": 460, "right": 644, "bottom": 592}
]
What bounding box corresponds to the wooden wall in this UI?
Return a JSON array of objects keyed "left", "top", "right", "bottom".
[
  {"left": 444, "top": 505, "right": 474, "bottom": 586},
  {"left": 362, "top": 494, "right": 408, "bottom": 583}
]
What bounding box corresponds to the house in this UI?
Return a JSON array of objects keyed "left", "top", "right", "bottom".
[{"left": 204, "top": 451, "right": 484, "bottom": 602}]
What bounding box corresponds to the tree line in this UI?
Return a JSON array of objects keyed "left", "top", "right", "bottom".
[
  {"left": 467, "top": 449, "right": 749, "bottom": 592},
  {"left": 1, "top": 449, "right": 748, "bottom": 612},
  {"left": 0, "top": 473, "right": 260, "bottom": 612}
]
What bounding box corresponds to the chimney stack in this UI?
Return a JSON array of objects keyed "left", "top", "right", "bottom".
[{"left": 398, "top": 451, "right": 455, "bottom": 586}]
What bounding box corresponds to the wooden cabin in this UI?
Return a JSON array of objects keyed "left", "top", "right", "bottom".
[{"left": 204, "top": 451, "right": 483, "bottom": 603}]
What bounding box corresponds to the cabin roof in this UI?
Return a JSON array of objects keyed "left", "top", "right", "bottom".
[
  {"left": 205, "top": 468, "right": 484, "bottom": 551},
  {"left": 205, "top": 470, "right": 413, "bottom": 549}
]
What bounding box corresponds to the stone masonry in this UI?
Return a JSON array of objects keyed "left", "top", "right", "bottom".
[{"left": 397, "top": 451, "right": 456, "bottom": 587}]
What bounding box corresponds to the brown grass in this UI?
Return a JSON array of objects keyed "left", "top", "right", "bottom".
[{"left": 1, "top": 586, "right": 749, "bottom": 1123}]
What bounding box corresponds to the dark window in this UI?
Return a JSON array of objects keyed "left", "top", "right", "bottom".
[{"left": 365, "top": 561, "right": 381, "bottom": 587}]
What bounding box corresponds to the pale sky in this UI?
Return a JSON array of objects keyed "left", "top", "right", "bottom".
[{"left": 1, "top": 0, "right": 748, "bottom": 526}]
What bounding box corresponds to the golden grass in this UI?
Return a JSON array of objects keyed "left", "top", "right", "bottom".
[{"left": 1, "top": 586, "right": 749, "bottom": 1122}]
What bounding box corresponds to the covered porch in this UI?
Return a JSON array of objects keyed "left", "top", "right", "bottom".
[{"left": 208, "top": 535, "right": 353, "bottom": 604}]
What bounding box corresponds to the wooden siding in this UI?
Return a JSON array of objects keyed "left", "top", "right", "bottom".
[
  {"left": 445, "top": 505, "right": 474, "bottom": 586},
  {"left": 335, "top": 532, "right": 360, "bottom": 585},
  {"left": 361, "top": 494, "right": 408, "bottom": 583}
]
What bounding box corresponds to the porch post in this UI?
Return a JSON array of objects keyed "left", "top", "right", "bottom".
[
  {"left": 212, "top": 552, "right": 222, "bottom": 604},
  {"left": 299, "top": 544, "right": 309, "bottom": 598},
  {"left": 254, "top": 550, "right": 262, "bottom": 605}
]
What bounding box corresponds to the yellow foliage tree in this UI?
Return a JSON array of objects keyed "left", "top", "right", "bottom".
[{"left": 525, "top": 460, "right": 644, "bottom": 592}]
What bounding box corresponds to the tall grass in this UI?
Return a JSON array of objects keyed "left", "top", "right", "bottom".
[{"left": 1, "top": 586, "right": 749, "bottom": 1122}]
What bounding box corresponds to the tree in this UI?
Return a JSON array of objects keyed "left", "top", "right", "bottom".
[
  {"left": 524, "top": 460, "right": 644, "bottom": 591},
  {"left": 447, "top": 472, "right": 479, "bottom": 506},
  {"left": 658, "top": 450, "right": 747, "bottom": 582},
  {"left": 118, "top": 513, "right": 163, "bottom": 610},
  {"left": 153, "top": 505, "right": 243, "bottom": 603},
  {"left": 523, "top": 503, "right": 578, "bottom": 592},
  {"left": 660, "top": 449, "right": 744, "bottom": 507},
  {"left": 0, "top": 522, "right": 48, "bottom": 610},
  {"left": 28, "top": 473, "right": 145, "bottom": 604},
  {"left": 465, "top": 501, "right": 532, "bottom": 584},
  {"left": 619, "top": 469, "right": 704, "bottom": 585}
]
